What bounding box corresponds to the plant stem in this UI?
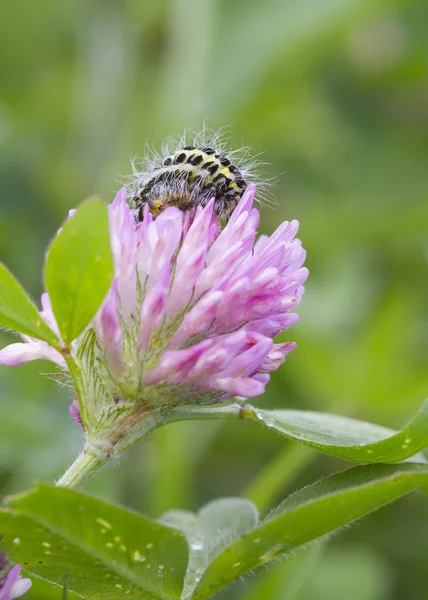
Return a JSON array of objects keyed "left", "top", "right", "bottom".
[
  {"left": 167, "top": 402, "right": 247, "bottom": 423},
  {"left": 56, "top": 446, "right": 105, "bottom": 488},
  {"left": 56, "top": 403, "right": 249, "bottom": 489}
]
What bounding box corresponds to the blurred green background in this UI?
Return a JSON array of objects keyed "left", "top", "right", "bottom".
[{"left": 1, "top": 0, "right": 428, "bottom": 598}]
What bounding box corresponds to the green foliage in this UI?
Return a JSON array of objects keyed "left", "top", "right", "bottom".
[
  {"left": 2, "top": 466, "right": 427, "bottom": 600},
  {"left": 44, "top": 199, "right": 114, "bottom": 346},
  {"left": 191, "top": 464, "right": 428, "bottom": 599},
  {"left": 0, "top": 264, "right": 59, "bottom": 346},
  {"left": 246, "top": 400, "right": 428, "bottom": 463},
  {"left": 1, "top": 485, "right": 188, "bottom": 600}
]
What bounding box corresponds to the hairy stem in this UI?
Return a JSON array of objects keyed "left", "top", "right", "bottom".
[
  {"left": 56, "top": 446, "right": 105, "bottom": 488},
  {"left": 56, "top": 403, "right": 250, "bottom": 489}
]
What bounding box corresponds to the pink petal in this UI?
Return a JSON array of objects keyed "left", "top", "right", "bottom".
[
  {"left": 69, "top": 395, "right": 84, "bottom": 428},
  {"left": 94, "top": 284, "right": 122, "bottom": 371},
  {"left": 214, "top": 376, "right": 266, "bottom": 398},
  {"left": 10, "top": 578, "right": 32, "bottom": 600},
  {"left": 0, "top": 342, "right": 66, "bottom": 367},
  {"left": 40, "top": 293, "right": 61, "bottom": 338}
]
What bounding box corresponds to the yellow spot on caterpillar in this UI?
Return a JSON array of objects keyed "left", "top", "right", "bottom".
[
  {"left": 221, "top": 167, "right": 230, "bottom": 176},
  {"left": 96, "top": 518, "right": 112, "bottom": 529},
  {"left": 230, "top": 182, "right": 238, "bottom": 189},
  {"left": 153, "top": 200, "right": 163, "bottom": 209}
]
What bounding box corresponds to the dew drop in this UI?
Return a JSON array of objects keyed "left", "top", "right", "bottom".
[
  {"left": 96, "top": 518, "right": 112, "bottom": 529},
  {"left": 190, "top": 540, "right": 204, "bottom": 551},
  {"left": 254, "top": 537, "right": 261, "bottom": 544},
  {"left": 133, "top": 551, "right": 146, "bottom": 562},
  {"left": 192, "top": 568, "right": 204, "bottom": 583},
  {"left": 120, "top": 545, "right": 127, "bottom": 552},
  {"left": 13, "top": 538, "right": 21, "bottom": 546},
  {"left": 106, "top": 542, "right": 114, "bottom": 549},
  {"left": 42, "top": 542, "right": 51, "bottom": 548},
  {"left": 146, "top": 543, "right": 154, "bottom": 549},
  {"left": 115, "top": 584, "right": 122, "bottom": 589},
  {"left": 114, "top": 536, "right": 122, "bottom": 543},
  {"left": 233, "top": 562, "right": 241, "bottom": 568},
  {"left": 260, "top": 543, "right": 283, "bottom": 561}
]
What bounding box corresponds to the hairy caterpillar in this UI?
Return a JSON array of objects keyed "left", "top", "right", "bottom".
[{"left": 127, "top": 130, "right": 269, "bottom": 221}]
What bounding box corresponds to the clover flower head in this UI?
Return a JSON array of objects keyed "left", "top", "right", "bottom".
[
  {"left": 96, "top": 184, "right": 307, "bottom": 397},
  {"left": 0, "top": 555, "right": 31, "bottom": 600}
]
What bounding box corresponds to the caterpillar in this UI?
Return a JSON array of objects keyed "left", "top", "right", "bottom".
[{"left": 127, "top": 130, "right": 267, "bottom": 221}]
